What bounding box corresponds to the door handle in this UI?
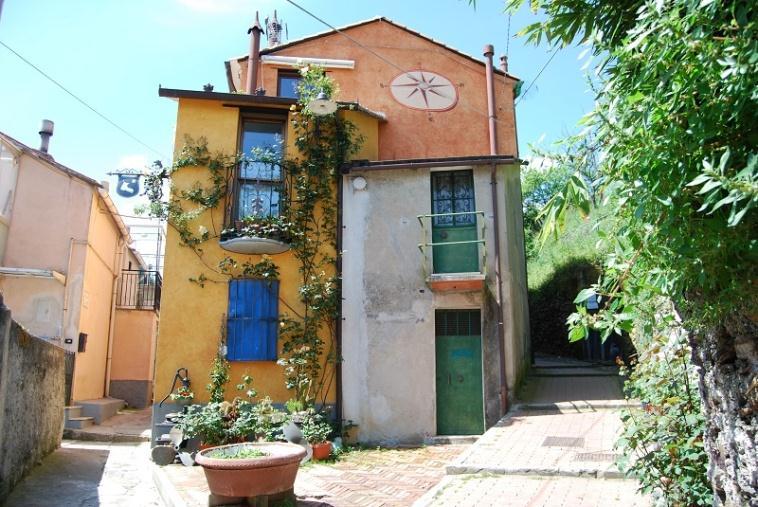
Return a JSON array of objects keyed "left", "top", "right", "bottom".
[
  {"left": 448, "top": 373, "right": 451, "bottom": 385},
  {"left": 439, "top": 231, "right": 448, "bottom": 239},
  {"left": 457, "top": 374, "right": 464, "bottom": 383}
]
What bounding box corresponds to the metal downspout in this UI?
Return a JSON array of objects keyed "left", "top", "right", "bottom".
[
  {"left": 484, "top": 44, "right": 509, "bottom": 415},
  {"left": 335, "top": 170, "right": 344, "bottom": 426},
  {"left": 104, "top": 238, "right": 125, "bottom": 397}
]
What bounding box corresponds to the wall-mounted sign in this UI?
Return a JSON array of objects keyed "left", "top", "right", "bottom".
[
  {"left": 389, "top": 70, "right": 458, "bottom": 112},
  {"left": 116, "top": 174, "right": 140, "bottom": 198}
]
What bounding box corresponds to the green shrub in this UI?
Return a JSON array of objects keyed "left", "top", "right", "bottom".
[
  {"left": 527, "top": 210, "right": 602, "bottom": 357},
  {"left": 616, "top": 308, "right": 711, "bottom": 505}
]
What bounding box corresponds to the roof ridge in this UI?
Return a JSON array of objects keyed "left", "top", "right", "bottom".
[
  {"left": 230, "top": 16, "right": 518, "bottom": 81},
  {"left": 0, "top": 130, "right": 103, "bottom": 189}
]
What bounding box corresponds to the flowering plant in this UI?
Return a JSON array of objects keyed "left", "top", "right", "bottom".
[
  {"left": 221, "top": 214, "right": 297, "bottom": 243},
  {"left": 170, "top": 386, "right": 194, "bottom": 401}
]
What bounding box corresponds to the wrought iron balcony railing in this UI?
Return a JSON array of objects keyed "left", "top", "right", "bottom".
[{"left": 116, "top": 270, "right": 162, "bottom": 311}]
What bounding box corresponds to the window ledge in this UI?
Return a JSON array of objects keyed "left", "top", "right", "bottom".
[
  {"left": 219, "top": 236, "right": 290, "bottom": 255},
  {"left": 427, "top": 272, "right": 485, "bottom": 293}
]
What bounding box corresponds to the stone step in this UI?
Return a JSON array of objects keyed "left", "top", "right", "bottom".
[
  {"left": 65, "top": 416, "right": 95, "bottom": 430},
  {"left": 64, "top": 405, "right": 83, "bottom": 421},
  {"left": 76, "top": 397, "right": 125, "bottom": 424}
]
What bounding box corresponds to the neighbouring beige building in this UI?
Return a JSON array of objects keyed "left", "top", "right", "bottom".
[{"left": 0, "top": 126, "right": 160, "bottom": 411}]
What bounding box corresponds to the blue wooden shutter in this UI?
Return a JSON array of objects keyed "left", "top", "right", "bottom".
[{"left": 227, "top": 279, "right": 279, "bottom": 361}]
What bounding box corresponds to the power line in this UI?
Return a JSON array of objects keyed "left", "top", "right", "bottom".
[
  {"left": 515, "top": 48, "right": 559, "bottom": 106},
  {"left": 0, "top": 40, "right": 167, "bottom": 159}
]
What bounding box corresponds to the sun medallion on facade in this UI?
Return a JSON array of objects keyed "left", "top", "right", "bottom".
[{"left": 389, "top": 70, "right": 458, "bottom": 111}]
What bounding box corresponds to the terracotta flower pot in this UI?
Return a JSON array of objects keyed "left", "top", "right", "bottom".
[
  {"left": 195, "top": 442, "right": 306, "bottom": 498},
  {"left": 311, "top": 441, "right": 332, "bottom": 460}
]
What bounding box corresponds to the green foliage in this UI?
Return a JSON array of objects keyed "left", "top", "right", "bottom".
[
  {"left": 522, "top": 161, "right": 573, "bottom": 257},
  {"left": 616, "top": 309, "right": 711, "bottom": 505},
  {"left": 527, "top": 208, "right": 604, "bottom": 357},
  {"left": 218, "top": 255, "right": 280, "bottom": 281},
  {"left": 509, "top": 0, "right": 757, "bottom": 502},
  {"left": 178, "top": 402, "right": 229, "bottom": 446},
  {"left": 206, "top": 446, "right": 268, "bottom": 459},
  {"left": 178, "top": 368, "right": 286, "bottom": 446},
  {"left": 207, "top": 354, "right": 230, "bottom": 403},
  {"left": 301, "top": 411, "right": 333, "bottom": 444},
  {"left": 274, "top": 66, "right": 362, "bottom": 407}
]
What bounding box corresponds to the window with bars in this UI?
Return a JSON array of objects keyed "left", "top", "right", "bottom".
[
  {"left": 431, "top": 170, "right": 476, "bottom": 226},
  {"left": 226, "top": 279, "right": 279, "bottom": 361},
  {"left": 237, "top": 120, "right": 285, "bottom": 220}
]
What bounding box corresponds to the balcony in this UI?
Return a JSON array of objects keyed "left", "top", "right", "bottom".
[
  {"left": 417, "top": 211, "right": 486, "bottom": 293},
  {"left": 116, "top": 270, "right": 162, "bottom": 311}
]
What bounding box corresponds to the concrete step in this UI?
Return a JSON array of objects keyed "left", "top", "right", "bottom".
[
  {"left": 65, "top": 416, "right": 95, "bottom": 430},
  {"left": 64, "top": 405, "right": 83, "bottom": 421},
  {"left": 425, "top": 435, "right": 479, "bottom": 445},
  {"left": 76, "top": 397, "right": 125, "bottom": 424}
]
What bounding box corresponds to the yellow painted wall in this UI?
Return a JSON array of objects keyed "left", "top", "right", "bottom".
[
  {"left": 155, "top": 99, "right": 376, "bottom": 404},
  {"left": 72, "top": 193, "right": 121, "bottom": 401}
]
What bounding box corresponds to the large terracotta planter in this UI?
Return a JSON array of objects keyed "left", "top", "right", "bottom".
[{"left": 195, "top": 442, "right": 306, "bottom": 498}]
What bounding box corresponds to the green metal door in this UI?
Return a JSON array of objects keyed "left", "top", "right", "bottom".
[
  {"left": 431, "top": 171, "right": 478, "bottom": 274},
  {"left": 435, "top": 310, "right": 484, "bottom": 435}
]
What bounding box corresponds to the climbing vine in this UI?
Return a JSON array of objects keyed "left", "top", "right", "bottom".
[{"left": 143, "top": 66, "right": 362, "bottom": 409}]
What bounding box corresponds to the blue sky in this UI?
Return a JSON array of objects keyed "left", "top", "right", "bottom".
[{"left": 0, "top": 0, "right": 594, "bottom": 216}]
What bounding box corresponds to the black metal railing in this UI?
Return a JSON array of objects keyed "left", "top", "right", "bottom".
[{"left": 116, "top": 270, "right": 162, "bottom": 311}]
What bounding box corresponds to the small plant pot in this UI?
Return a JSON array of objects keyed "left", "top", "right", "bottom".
[{"left": 311, "top": 441, "right": 332, "bottom": 461}]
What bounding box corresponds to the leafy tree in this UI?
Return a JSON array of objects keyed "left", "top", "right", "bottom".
[{"left": 502, "top": 0, "right": 756, "bottom": 504}]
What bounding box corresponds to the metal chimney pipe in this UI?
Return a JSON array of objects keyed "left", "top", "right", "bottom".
[
  {"left": 246, "top": 12, "right": 264, "bottom": 94},
  {"left": 39, "top": 119, "right": 54, "bottom": 153}
]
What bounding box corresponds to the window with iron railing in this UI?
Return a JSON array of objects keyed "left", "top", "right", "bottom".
[
  {"left": 235, "top": 120, "right": 285, "bottom": 221},
  {"left": 116, "top": 270, "right": 162, "bottom": 310}
]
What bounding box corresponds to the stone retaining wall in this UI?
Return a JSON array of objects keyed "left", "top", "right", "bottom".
[{"left": 0, "top": 297, "right": 65, "bottom": 499}]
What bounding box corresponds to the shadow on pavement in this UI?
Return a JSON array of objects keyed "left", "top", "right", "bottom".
[{"left": 5, "top": 446, "right": 109, "bottom": 506}]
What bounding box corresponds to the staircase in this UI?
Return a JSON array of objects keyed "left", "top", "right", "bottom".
[
  {"left": 64, "top": 397, "right": 125, "bottom": 431},
  {"left": 64, "top": 405, "right": 93, "bottom": 429}
]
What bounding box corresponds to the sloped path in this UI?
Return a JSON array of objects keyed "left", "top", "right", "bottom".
[{"left": 415, "top": 357, "right": 649, "bottom": 507}]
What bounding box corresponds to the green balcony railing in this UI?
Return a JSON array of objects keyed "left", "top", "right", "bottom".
[{"left": 417, "top": 211, "right": 487, "bottom": 279}]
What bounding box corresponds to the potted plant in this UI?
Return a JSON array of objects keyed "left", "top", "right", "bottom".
[
  {"left": 301, "top": 413, "right": 333, "bottom": 460},
  {"left": 170, "top": 386, "right": 194, "bottom": 408},
  {"left": 176, "top": 370, "right": 262, "bottom": 447},
  {"left": 194, "top": 441, "right": 305, "bottom": 499}
]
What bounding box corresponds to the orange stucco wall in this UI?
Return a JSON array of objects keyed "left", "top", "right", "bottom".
[
  {"left": 110, "top": 309, "right": 158, "bottom": 381},
  {"left": 238, "top": 19, "right": 517, "bottom": 160},
  {"left": 72, "top": 193, "right": 122, "bottom": 401},
  {"left": 154, "top": 100, "right": 376, "bottom": 404}
]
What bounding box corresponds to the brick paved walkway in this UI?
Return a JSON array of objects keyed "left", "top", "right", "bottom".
[
  {"left": 447, "top": 408, "right": 624, "bottom": 478},
  {"left": 156, "top": 444, "right": 469, "bottom": 507},
  {"left": 417, "top": 475, "right": 648, "bottom": 507},
  {"left": 415, "top": 357, "right": 650, "bottom": 507}
]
